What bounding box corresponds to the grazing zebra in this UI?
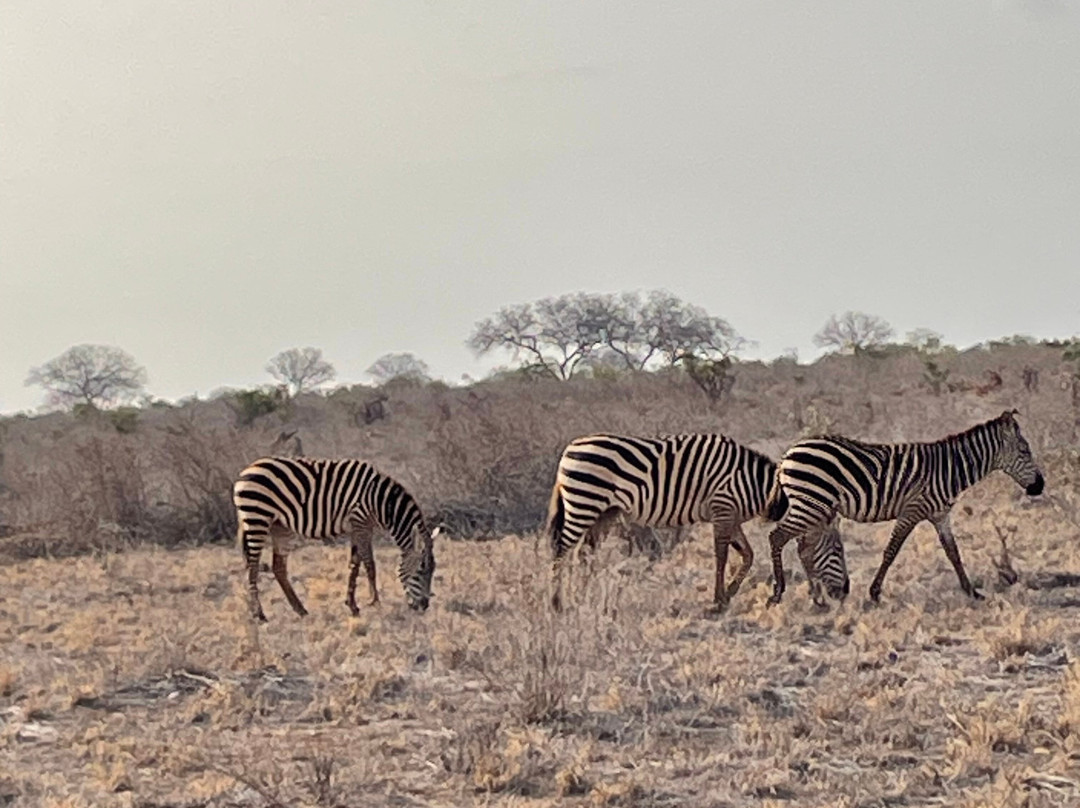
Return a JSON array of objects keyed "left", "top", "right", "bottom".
[
  {"left": 233, "top": 457, "right": 438, "bottom": 621},
  {"left": 765, "top": 410, "right": 1045, "bottom": 605},
  {"left": 547, "top": 433, "right": 850, "bottom": 611}
]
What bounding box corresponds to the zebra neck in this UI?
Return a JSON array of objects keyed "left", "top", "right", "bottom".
[{"left": 941, "top": 424, "right": 997, "bottom": 496}]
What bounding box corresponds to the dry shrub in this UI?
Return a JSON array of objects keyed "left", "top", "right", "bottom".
[
  {"left": 981, "top": 608, "right": 1062, "bottom": 661},
  {"left": 152, "top": 415, "right": 242, "bottom": 545},
  {"left": 510, "top": 619, "right": 578, "bottom": 724},
  {"left": 1, "top": 431, "right": 150, "bottom": 556}
]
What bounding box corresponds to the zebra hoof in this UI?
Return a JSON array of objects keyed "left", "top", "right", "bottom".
[
  {"left": 970, "top": 588, "right": 985, "bottom": 601},
  {"left": 766, "top": 594, "right": 782, "bottom": 608}
]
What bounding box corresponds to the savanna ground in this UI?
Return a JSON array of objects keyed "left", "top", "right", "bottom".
[
  {"left": 4, "top": 471, "right": 1080, "bottom": 807},
  {"left": 3, "top": 342, "right": 1080, "bottom": 806}
]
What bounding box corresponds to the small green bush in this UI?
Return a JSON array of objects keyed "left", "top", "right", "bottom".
[
  {"left": 227, "top": 387, "right": 288, "bottom": 428},
  {"left": 108, "top": 407, "right": 140, "bottom": 434}
]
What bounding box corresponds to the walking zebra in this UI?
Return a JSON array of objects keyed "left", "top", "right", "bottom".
[
  {"left": 765, "top": 410, "right": 1044, "bottom": 605},
  {"left": 233, "top": 457, "right": 438, "bottom": 621},
  {"left": 548, "top": 433, "right": 850, "bottom": 611}
]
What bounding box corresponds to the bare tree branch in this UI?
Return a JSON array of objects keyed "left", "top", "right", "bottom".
[
  {"left": 814, "top": 311, "right": 895, "bottom": 354},
  {"left": 467, "top": 290, "right": 746, "bottom": 380},
  {"left": 25, "top": 345, "right": 147, "bottom": 409},
  {"left": 266, "top": 348, "right": 336, "bottom": 397},
  {"left": 366, "top": 352, "right": 431, "bottom": 384}
]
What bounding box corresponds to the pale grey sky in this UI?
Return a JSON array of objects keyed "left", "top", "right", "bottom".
[{"left": 3, "top": 1, "right": 1079, "bottom": 412}]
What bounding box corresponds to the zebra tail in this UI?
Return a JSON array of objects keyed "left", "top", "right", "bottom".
[
  {"left": 765, "top": 482, "right": 789, "bottom": 523},
  {"left": 546, "top": 483, "right": 565, "bottom": 553}
]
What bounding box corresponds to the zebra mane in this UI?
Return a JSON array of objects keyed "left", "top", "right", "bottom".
[
  {"left": 937, "top": 412, "right": 1023, "bottom": 457},
  {"left": 815, "top": 410, "right": 1019, "bottom": 450}
]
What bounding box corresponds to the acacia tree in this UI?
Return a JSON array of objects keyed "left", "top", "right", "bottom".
[
  {"left": 638, "top": 290, "right": 744, "bottom": 366},
  {"left": 366, "top": 352, "right": 431, "bottom": 384},
  {"left": 26, "top": 344, "right": 147, "bottom": 409},
  {"left": 266, "top": 347, "right": 336, "bottom": 396},
  {"left": 468, "top": 293, "right": 610, "bottom": 380},
  {"left": 468, "top": 290, "right": 745, "bottom": 380},
  {"left": 814, "top": 311, "right": 895, "bottom": 354}
]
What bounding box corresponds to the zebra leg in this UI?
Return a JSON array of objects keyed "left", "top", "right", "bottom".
[
  {"left": 346, "top": 543, "right": 362, "bottom": 616},
  {"left": 242, "top": 531, "right": 268, "bottom": 622},
  {"left": 550, "top": 510, "right": 605, "bottom": 611},
  {"left": 797, "top": 529, "right": 827, "bottom": 608},
  {"left": 711, "top": 528, "right": 731, "bottom": 611},
  {"left": 930, "top": 510, "right": 983, "bottom": 600},
  {"left": 271, "top": 550, "right": 309, "bottom": 617},
  {"left": 360, "top": 534, "right": 379, "bottom": 606},
  {"left": 551, "top": 554, "right": 568, "bottom": 612},
  {"left": 347, "top": 527, "right": 377, "bottom": 612},
  {"left": 868, "top": 510, "right": 926, "bottom": 602},
  {"left": 723, "top": 525, "right": 754, "bottom": 602},
  {"left": 767, "top": 521, "right": 806, "bottom": 606}
]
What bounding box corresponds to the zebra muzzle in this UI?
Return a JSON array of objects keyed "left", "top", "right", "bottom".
[{"left": 1026, "top": 473, "right": 1045, "bottom": 497}]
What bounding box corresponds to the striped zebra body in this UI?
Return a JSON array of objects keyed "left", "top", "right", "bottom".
[
  {"left": 233, "top": 457, "right": 437, "bottom": 621},
  {"left": 766, "top": 410, "right": 1044, "bottom": 604},
  {"left": 548, "top": 433, "right": 849, "bottom": 610}
]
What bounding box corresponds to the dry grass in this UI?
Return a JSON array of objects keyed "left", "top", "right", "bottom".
[{"left": 3, "top": 467, "right": 1080, "bottom": 807}]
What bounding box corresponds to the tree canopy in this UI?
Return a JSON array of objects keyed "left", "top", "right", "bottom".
[
  {"left": 468, "top": 290, "right": 744, "bottom": 380},
  {"left": 266, "top": 347, "right": 336, "bottom": 396},
  {"left": 814, "top": 311, "right": 895, "bottom": 355},
  {"left": 366, "top": 352, "right": 431, "bottom": 384},
  {"left": 26, "top": 344, "right": 147, "bottom": 409}
]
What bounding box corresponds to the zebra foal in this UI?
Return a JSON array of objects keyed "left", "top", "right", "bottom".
[
  {"left": 233, "top": 457, "right": 437, "bottom": 621},
  {"left": 765, "top": 410, "right": 1044, "bottom": 605},
  {"left": 547, "top": 433, "right": 850, "bottom": 611}
]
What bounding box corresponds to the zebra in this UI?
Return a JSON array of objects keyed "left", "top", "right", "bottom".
[
  {"left": 765, "top": 409, "right": 1045, "bottom": 605},
  {"left": 547, "top": 433, "right": 850, "bottom": 611},
  {"left": 233, "top": 456, "right": 438, "bottom": 621}
]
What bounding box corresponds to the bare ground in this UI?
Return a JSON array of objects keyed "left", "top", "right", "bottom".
[{"left": 3, "top": 475, "right": 1080, "bottom": 807}]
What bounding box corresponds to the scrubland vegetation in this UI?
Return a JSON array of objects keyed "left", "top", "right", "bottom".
[{"left": 3, "top": 340, "right": 1080, "bottom": 806}]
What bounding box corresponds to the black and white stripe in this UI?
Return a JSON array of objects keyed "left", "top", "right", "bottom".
[
  {"left": 547, "top": 433, "right": 849, "bottom": 610},
  {"left": 765, "top": 410, "right": 1044, "bottom": 604},
  {"left": 233, "top": 457, "right": 437, "bottom": 621}
]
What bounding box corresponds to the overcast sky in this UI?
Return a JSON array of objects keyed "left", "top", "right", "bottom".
[{"left": 2, "top": 1, "right": 1079, "bottom": 412}]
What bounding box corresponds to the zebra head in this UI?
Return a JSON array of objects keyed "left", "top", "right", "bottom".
[
  {"left": 993, "top": 410, "right": 1044, "bottom": 496},
  {"left": 800, "top": 521, "right": 850, "bottom": 602},
  {"left": 400, "top": 526, "right": 439, "bottom": 611}
]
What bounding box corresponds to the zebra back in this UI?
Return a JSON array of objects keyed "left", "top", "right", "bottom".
[
  {"left": 777, "top": 410, "right": 1044, "bottom": 523},
  {"left": 550, "top": 433, "right": 778, "bottom": 552},
  {"left": 234, "top": 457, "right": 429, "bottom": 556}
]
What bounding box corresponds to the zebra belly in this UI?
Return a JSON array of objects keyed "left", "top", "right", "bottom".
[
  {"left": 838, "top": 496, "right": 905, "bottom": 524},
  {"left": 624, "top": 497, "right": 709, "bottom": 527}
]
